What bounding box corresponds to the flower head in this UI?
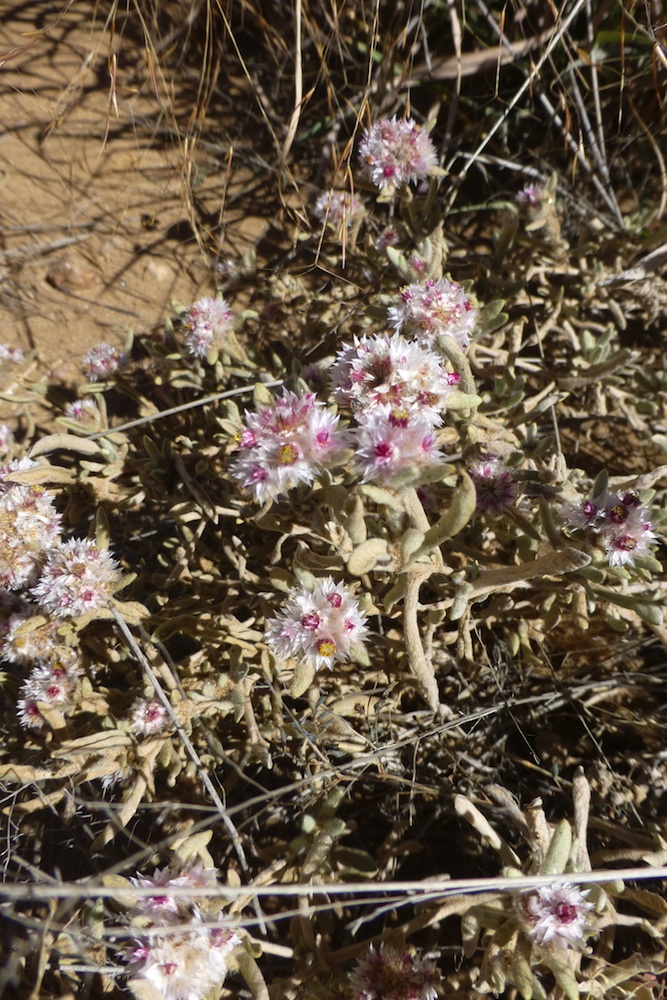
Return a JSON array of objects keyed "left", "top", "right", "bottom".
[
  {"left": 352, "top": 405, "right": 443, "bottom": 484},
  {"left": 517, "top": 881, "right": 594, "bottom": 951},
  {"left": 0, "top": 464, "right": 62, "bottom": 590},
  {"left": 359, "top": 117, "right": 438, "bottom": 194},
  {"left": 131, "top": 697, "right": 171, "bottom": 737},
  {"left": 182, "top": 297, "right": 234, "bottom": 359},
  {"left": 388, "top": 278, "right": 477, "bottom": 350},
  {"left": 126, "top": 913, "right": 240, "bottom": 1000},
  {"left": 315, "top": 190, "right": 365, "bottom": 229},
  {"left": 17, "top": 659, "right": 81, "bottom": 729},
  {"left": 31, "top": 538, "right": 123, "bottom": 618},
  {"left": 265, "top": 577, "right": 369, "bottom": 671},
  {"left": 230, "top": 390, "right": 349, "bottom": 503},
  {"left": 562, "top": 489, "right": 657, "bottom": 568},
  {"left": 65, "top": 397, "right": 100, "bottom": 426},
  {"left": 517, "top": 183, "right": 543, "bottom": 212},
  {"left": 469, "top": 456, "right": 518, "bottom": 513},
  {"left": 349, "top": 944, "right": 440, "bottom": 1000},
  {"left": 0, "top": 344, "right": 24, "bottom": 364},
  {"left": 130, "top": 864, "right": 219, "bottom": 917},
  {"left": 2, "top": 609, "right": 76, "bottom": 666},
  {"left": 82, "top": 341, "right": 127, "bottom": 381},
  {"left": 330, "top": 333, "right": 459, "bottom": 424}
]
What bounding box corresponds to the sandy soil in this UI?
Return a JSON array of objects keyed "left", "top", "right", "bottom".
[{"left": 0, "top": 1, "right": 240, "bottom": 387}]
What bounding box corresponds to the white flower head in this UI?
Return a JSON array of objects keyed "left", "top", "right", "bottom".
[
  {"left": 126, "top": 913, "right": 240, "bottom": 1000},
  {"left": 0, "top": 344, "right": 24, "bottom": 364},
  {"left": 388, "top": 278, "right": 477, "bottom": 350},
  {"left": 0, "top": 466, "right": 62, "bottom": 590},
  {"left": 130, "top": 863, "right": 219, "bottom": 918},
  {"left": 352, "top": 404, "right": 444, "bottom": 484},
  {"left": 562, "top": 489, "right": 658, "bottom": 568},
  {"left": 315, "top": 190, "right": 365, "bottom": 229},
  {"left": 349, "top": 943, "right": 440, "bottom": 1000},
  {"left": 330, "top": 333, "right": 460, "bottom": 424},
  {"left": 359, "top": 116, "right": 438, "bottom": 195},
  {"left": 182, "top": 296, "right": 234, "bottom": 359},
  {"left": 131, "top": 697, "right": 171, "bottom": 737},
  {"left": 266, "top": 576, "right": 369, "bottom": 671},
  {"left": 518, "top": 881, "right": 594, "bottom": 951},
  {"left": 17, "top": 659, "right": 81, "bottom": 729},
  {"left": 66, "top": 397, "right": 100, "bottom": 426},
  {"left": 230, "top": 390, "right": 349, "bottom": 503},
  {"left": 82, "top": 341, "right": 127, "bottom": 381},
  {"left": 31, "top": 538, "right": 123, "bottom": 619}
]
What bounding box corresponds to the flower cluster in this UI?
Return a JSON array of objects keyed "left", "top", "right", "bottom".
[
  {"left": 265, "top": 577, "right": 369, "bottom": 670},
  {"left": 0, "top": 461, "right": 62, "bottom": 590},
  {"left": 517, "top": 882, "right": 594, "bottom": 951},
  {"left": 125, "top": 863, "right": 240, "bottom": 1000},
  {"left": 330, "top": 333, "right": 459, "bottom": 424},
  {"left": 31, "top": 537, "right": 123, "bottom": 618},
  {"left": 17, "top": 658, "right": 81, "bottom": 729},
  {"left": 563, "top": 489, "right": 657, "bottom": 568},
  {"left": 388, "top": 278, "right": 477, "bottom": 350},
  {"left": 230, "top": 390, "right": 348, "bottom": 503},
  {"left": 182, "top": 296, "right": 234, "bottom": 359},
  {"left": 82, "top": 341, "right": 127, "bottom": 381},
  {"left": 359, "top": 116, "right": 438, "bottom": 194},
  {"left": 352, "top": 404, "right": 442, "bottom": 484},
  {"left": 469, "top": 455, "right": 518, "bottom": 513},
  {"left": 349, "top": 944, "right": 440, "bottom": 1000},
  {"left": 314, "top": 189, "right": 365, "bottom": 229}
]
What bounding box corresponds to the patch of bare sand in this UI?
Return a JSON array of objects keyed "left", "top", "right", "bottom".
[{"left": 0, "top": 0, "right": 271, "bottom": 402}]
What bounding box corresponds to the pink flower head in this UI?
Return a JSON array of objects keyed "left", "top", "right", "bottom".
[
  {"left": 130, "top": 863, "right": 219, "bottom": 917},
  {"left": 265, "top": 577, "right": 369, "bottom": 671},
  {"left": 562, "top": 488, "right": 658, "bottom": 569},
  {"left": 182, "top": 296, "right": 234, "bottom": 359},
  {"left": 353, "top": 404, "right": 443, "bottom": 484},
  {"left": 518, "top": 881, "right": 594, "bottom": 951},
  {"left": 31, "top": 538, "right": 123, "bottom": 619},
  {"left": 330, "top": 333, "right": 458, "bottom": 424},
  {"left": 82, "top": 341, "right": 127, "bottom": 382},
  {"left": 388, "top": 278, "right": 477, "bottom": 350},
  {"left": 517, "top": 183, "right": 543, "bottom": 212},
  {"left": 469, "top": 456, "right": 518, "bottom": 513},
  {"left": 315, "top": 190, "right": 365, "bottom": 229},
  {"left": 359, "top": 117, "right": 438, "bottom": 194},
  {"left": 17, "top": 659, "right": 81, "bottom": 729},
  {"left": 66, "top": 397, "right": 100, "bottom": 426},
  {"left": 230, "top": 390, "right": 349, "bottom": 502},
  {"left": 126, "top": 911, "right": 240, "bottom": 1000},
  {"left": 131, "top": 697, "right": 171, "bottom": 737},
  {"left": 349, "top": 944, "right": 440, "bottom": 1000}
]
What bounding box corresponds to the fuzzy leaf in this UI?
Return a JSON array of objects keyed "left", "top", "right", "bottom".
[
  {"left": 291, "top": 659, "right": 317, "bottom": 698},
  {"left": 541, "top": 819, "right": 572, "bottom": 874},
  {"left": 347, "top": 537, "right": 389, "bottom": 576}
]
